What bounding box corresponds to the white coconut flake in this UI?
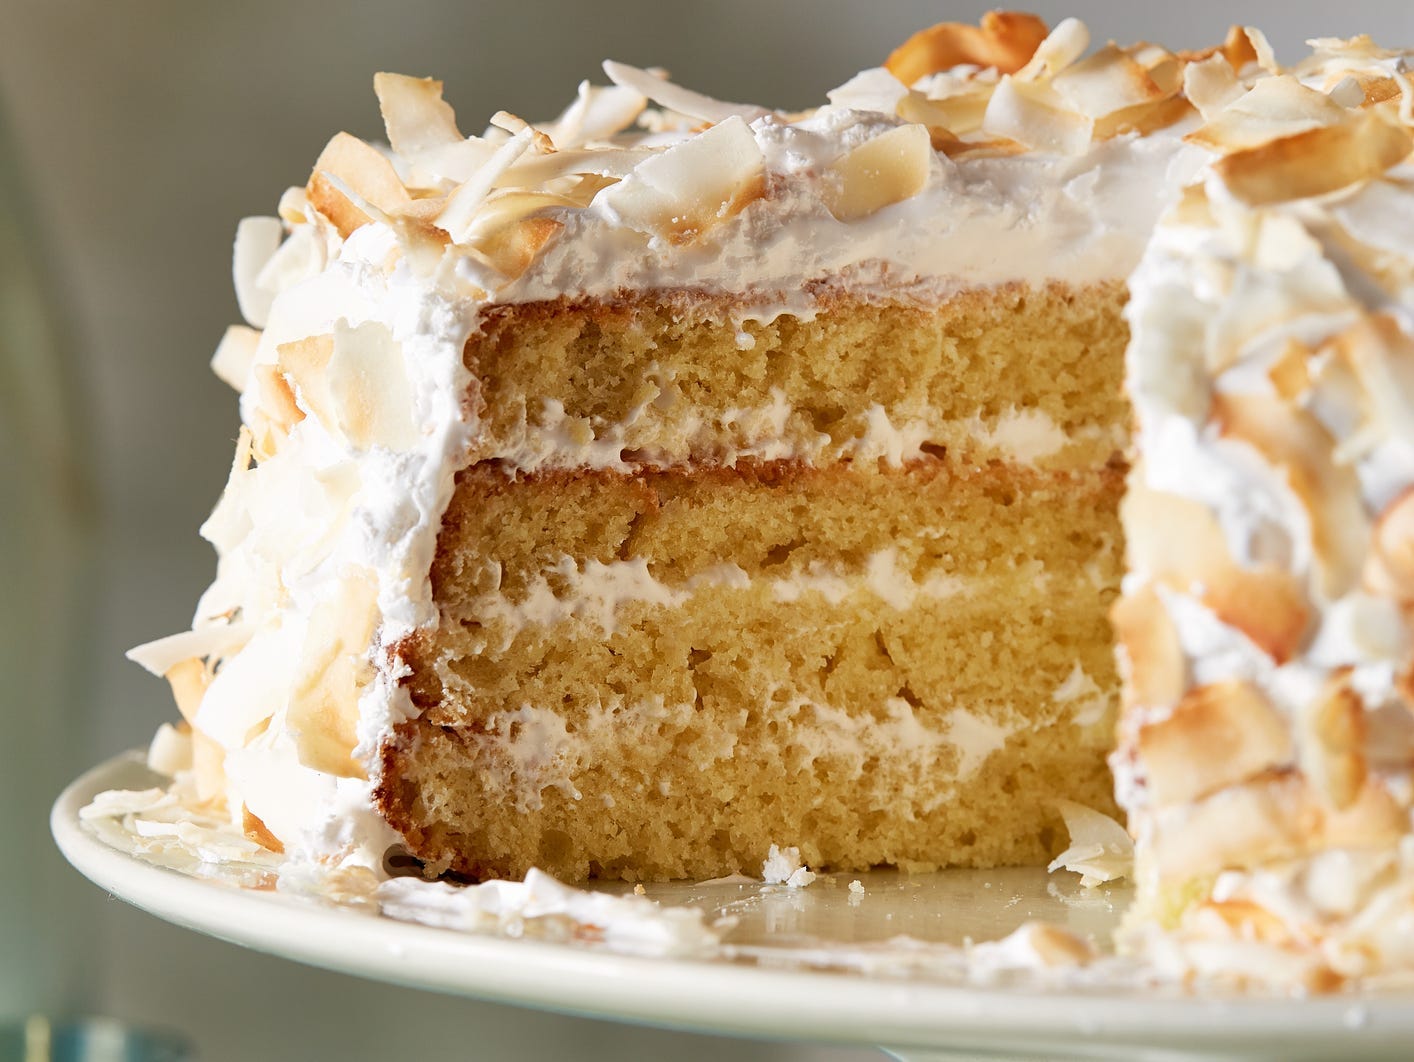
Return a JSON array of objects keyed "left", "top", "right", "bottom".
[
  {"left": 232, "top": 217, "right": 285, "bottom": 328},
  {"left": 1047, "top": 800, "right": 1134, "bottom": 888},
  {"left": 601, "top": 61, "right": 769, "bottom": 125}
]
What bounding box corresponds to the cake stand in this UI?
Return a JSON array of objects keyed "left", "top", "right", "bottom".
[{"left": 52, "top": 753, "right": 1414, "bottom": 1061}]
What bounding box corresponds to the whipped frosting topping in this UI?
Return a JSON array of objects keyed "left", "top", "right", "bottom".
[{"left": 1113, "top": 33, "right": 1414, "bottom": 985}]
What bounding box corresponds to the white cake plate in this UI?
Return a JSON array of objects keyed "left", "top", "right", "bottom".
[{"left": 53, "top": 753, "right": 1414, "bottom": 1062}]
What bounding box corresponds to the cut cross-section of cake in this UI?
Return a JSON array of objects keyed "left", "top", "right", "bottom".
[{"left": 124, "top": 12, "right": 1414, "bottom": 985}]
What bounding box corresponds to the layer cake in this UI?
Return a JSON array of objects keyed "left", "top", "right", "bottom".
[{"left": 125, "top": 13, "right": 1414, "bottom": 984}]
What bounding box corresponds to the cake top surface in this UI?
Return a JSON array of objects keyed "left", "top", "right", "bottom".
[
  {"left": 124, "top": 14, "right": 1414, "bottom": 895},
  {"left": 220, "top": 16, "right": 1411, "bottom": 311},
  {"left": 236, "top": 13, "right": 1218, "bottom": 319}
]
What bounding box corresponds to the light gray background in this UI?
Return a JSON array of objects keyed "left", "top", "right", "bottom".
[{"left": 3, "top": 1, "right": 1411, "bottom": 1059}]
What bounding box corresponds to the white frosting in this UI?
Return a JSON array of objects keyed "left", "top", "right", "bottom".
[
  {"left": 455, "top": 690, "right": 1018, "bottom": 817},
  {"left": 488, "top": 396, "right": 1089, "bottom": 476},
  {"left": 464, "top": 547, "right": 973, "bottom": 651}
]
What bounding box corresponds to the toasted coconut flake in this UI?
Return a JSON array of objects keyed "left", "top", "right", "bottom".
[
  {"left": 374, "top": 73, "right": 463, "bottom": 156},
  {"left": 1134, "top": 45, "right": 1183, "bottom": 95},
  {"left": 1213, "top": 394, "right": 1371, "bottom": 601},
  {"left": 1150, "top": 770, "right": 1311, "bottom": 879},
  {"left": 307, "top": 133, "right": 413, "bottom": 238},
  {"left": 1369, "top": 488, "right": 1414, "bottom": 600},
  {"left": 147, "top": 722, "right": 193, "bottom": 777},
  {"left": 276, "top": 333, "right": 336, "bottom": 432},
  {"left": 255, "top": 224, "right": 328, "bottom": 303},
  {"left": 1267, "top": 338, "right": 1314, "bottom": 401},
  {"left": 457, "top": 189, "right": 580, "bottom": 242},
  {"left": 1052, "top": 44, "right": 1167, "bottom": 119},
  {"left": 596, "top": 115, "right": 764, "bottom": 242},
  {"left": 1047, "top": 800, "right": 1133, "bottom": 887},
  {"left": 938, "top": 136, "right": 1030, "bottom": 160},
  {"left": 436, "top": 128, "right": 536, "bottom": 244},
  {"left": 500, "top": 146, "right": 653, "bottom": 187},
  {"left": 1301, "top": 674, "right": 1367, "bottom": 810},
  {"left": 1330, "top": 315, "right": 1414, "bottom": 459},
  {"left": 1350, "top": 75, "right": 1404, "bottom": 107},
  {"left": 821, "top": 123, "right": 932, "bottom": 222},
  {"left": 232, "top": 217, "right": 284, "bottom": 328},
  {"left": 287, "top": 570, "right": 380, "bottom": 778},
  {"left": 211, "top": 325, "right": 261, "bottom": 393},
  {"left": 127, "top": 624, "right": 256, "bottom": 678},
  {"left": 885, "top": 11, "right": 1049, "bottom": 86},
  {"left": 828, "top": 67, "right": 910, "bottom": 115},
  {"left": 1245, "top": 27, "right": 1281, "bottom": 75},
  {"left": 1186, "top": 76, "right": 1348, "bottom": 154},
  {"left": 1122, "top": 479, "right": 1229, "bottom": 584},
  {"left": 1183, "top": 54, "right": 1244, "bottom": 122},
  {"left": 410, "top": 137, "right": 501, "bottom": 185},
  {"left": 1317, "top": 777, "right": 1409, "bottom": 853},
  {"left": 1123, "top": 480, "right": 1312, "bottom": 663},
  {"left": 1170, "top": 183, "right": 1215, "bottom": 228},
  {"left": 165, "top": 658, "right": 210, "bottom": 726},
  {"left": 897, "top": 85, "right": 992, "bottom": 139},
  {"left": 475, "top": 214, "right": 566, "bottom": 281},
  {"left": 1014, "top": 18, "right": 1089, "bottom": 82},
  {"left": 326, "top": 320, "right": 419, "bottom": 452},
  {"left": 1194, "top": 899, "right": 1293, "bottom": 944},
  {"left": 1006, "top": 16, "right": 1080, "bottom": 82},
  {"left": 1111, "top": 584, "right": 1187, "bottom": 709},
  {"left": 190, "top": 729, "right": 227, "bottom": 807},
  {"left": 1204, "top": 569, "right": 1313, "bottom": 667},
  {"left": 601, "top": 60, "right": 768, "bottom": 125},
  {"left": 545, "top": 80, "right": 648, "bottom": 149},
  {"left": 1327, "top": 76, "right": 1366, "bottom": 110},
  {"left": 253, "top": 362, "right": 304, "bottom": 435},
  {"left": 560, "top": 173, "right": 619, "bottom": 207},
  {"left": 981, "top": 76, "right": 1092, "bottom": 154},
  {"left": 1215, "top": 24, "right": 1259, "bottom": 72},
  {"left": 1093, "top": 94, "right": 1193, "bottom": 141},
  {"left": 277, "top": 187, "right": 311, "bottom": 226},
  {"left": 1013, "top": 922, "right": 1095, "bottom": 967},
  {"left": 1138, "top": 681, "right": 1293, "bottom": 807},
  {"left": 1215, "top": 110, "right": 1414, "bottom": 206},
  {"left": 488, "top": 111, "right": 556, "bottom": 155},
  {"left": 193, "top": 625, "right": 294, "bottom": 750},
  {"left": 1308, "top": 34, "right": 1405, "bottom": 62},
  {"left": 242, "top": 807, "right": 285, "bottom": 854}
]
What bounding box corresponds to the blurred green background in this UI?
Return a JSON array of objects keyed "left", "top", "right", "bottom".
[{"left": 1, "top": 1, "right": 1410, "bottom": 1058}]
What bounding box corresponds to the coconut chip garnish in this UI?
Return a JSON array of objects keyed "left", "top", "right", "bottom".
[{"left": 1047, "top": 800, "right": 1134, "bottom": 888}]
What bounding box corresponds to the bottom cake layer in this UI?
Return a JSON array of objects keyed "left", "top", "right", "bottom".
[{"left": 378, "top": 459, "right": 1124, "bottom": 881}]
